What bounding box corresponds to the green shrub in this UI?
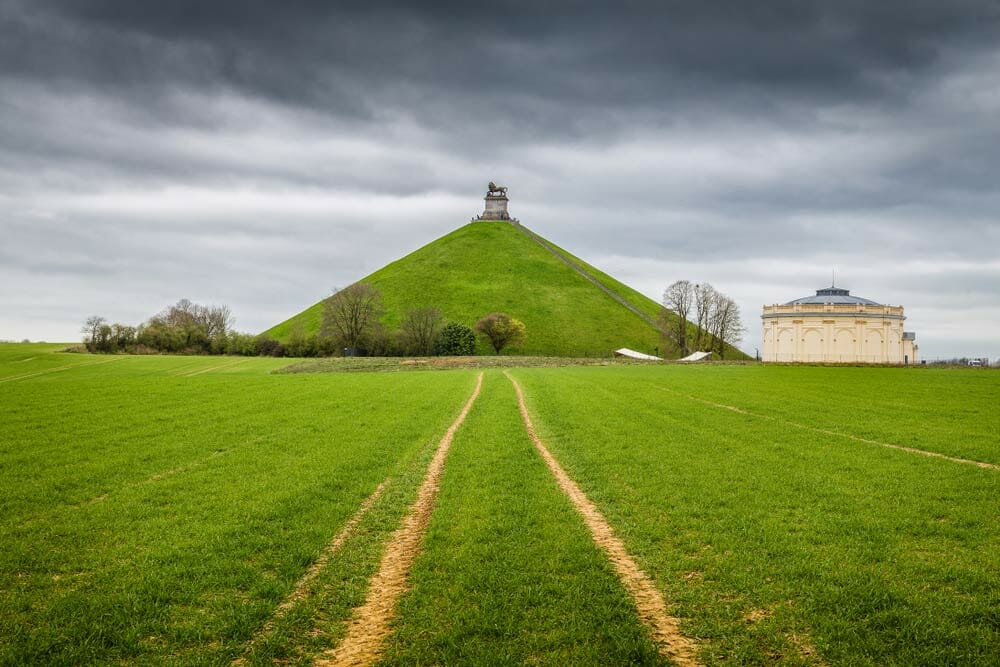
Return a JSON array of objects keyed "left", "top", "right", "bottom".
[
  {"left": 256, "top": 336, "right": 285, "bottom": 357},
  {"left": 436, "top": 322, "right": 476, "bottom": 356}
]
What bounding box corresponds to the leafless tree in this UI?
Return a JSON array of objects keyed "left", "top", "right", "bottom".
[
  {"left": 708, "top": 293, "right": 744, "bottom": 359},
  {"left": 156, "top": 300, "right": 232, "bottom": 337},
  {"left": 399, "top": 307, "right": 444, "bottom": 356},
  {"left": 722, "top": 302, "right": 746, "bottom": 357},
  {"left": 662, "top": 280, "right": 694, "bottom": 356},
  {"left": 320, "top": 283, "right": 385, "bottom": 353},
  {"left": 159, "top": 299, "right": 198, "bottom": 329},
  {"left": 82, "top": 315, "right": 106, "bottom": 348},
  {"left": 202, "top": 304, "right": 234, "bottom": 338},
  {"left": 693, "top": 282, "right": 716, "bottom": 352}
]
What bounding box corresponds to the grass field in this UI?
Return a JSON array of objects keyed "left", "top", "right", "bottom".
[{"left": 1, "top": 344, "right": 997, "bottom": 665}]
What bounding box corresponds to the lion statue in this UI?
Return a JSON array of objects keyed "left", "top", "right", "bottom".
[{"left": 487, "top": 181, "right": 508, "bottom": 196}]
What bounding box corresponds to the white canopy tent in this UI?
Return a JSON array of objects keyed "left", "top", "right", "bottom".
[
  {"left": 613, "top": 348, "right": 662, "bottom": 361},
  {"left": 679, "top": 351, "right": 712, "bottom": 362}
]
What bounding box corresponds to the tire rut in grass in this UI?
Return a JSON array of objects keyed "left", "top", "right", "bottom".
[
  {"left": 181, "top": 359, "right": 249, "bottom": 377},
  {"left": 78, "top": 449, "right": 232, "bottom": 507},
  {"left": 0, "top": 355, "right": 125, "bottom": 383},
  {"left": 533, "top": 376, "right": 831, "bottom": 665},
  {"left": 379, "top": 371, "right": 667, "bottom": 665},
  {"left": 659, "top": 386, "right": 999, "bottom": 471},
  {"left": 315, "top": 372, "right": 483, "bottom": 667},
  {"left": 234, "top": 478, "right": 390, "bottom": 664},
  {"left": 504, "top": 371, "right": 701, "bottom": 667}
]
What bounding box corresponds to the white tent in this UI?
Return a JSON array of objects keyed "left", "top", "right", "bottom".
[
  {"left": 613, "top": 348, "right": 662, "bottom": 361},
  {"left": 679, "top": 351, "right": 712, "bottom": 362}
]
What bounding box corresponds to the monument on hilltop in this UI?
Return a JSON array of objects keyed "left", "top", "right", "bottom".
[{"left": 476, "top": 181, "right": 517, "bottom": 222}]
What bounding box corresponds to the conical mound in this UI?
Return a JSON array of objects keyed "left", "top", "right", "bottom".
[{"left": 265, "top": 221, "right": 739, "bottom": 358}]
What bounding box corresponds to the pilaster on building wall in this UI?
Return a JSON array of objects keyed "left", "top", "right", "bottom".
[{"left": 761, "top": 287, "right": 917, "bottom": 364}]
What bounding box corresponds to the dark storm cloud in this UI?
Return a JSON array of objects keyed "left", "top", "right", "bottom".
[
  {"left": 2, "top": 1, "right": 999, "bottom": 357},
  {"left": 6, "top": 1, "right": 1000, "bottom": 126}
]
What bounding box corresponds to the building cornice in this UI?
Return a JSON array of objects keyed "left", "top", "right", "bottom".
[{"left": 761, "top": 311, "right": 905, "bottom": 321}]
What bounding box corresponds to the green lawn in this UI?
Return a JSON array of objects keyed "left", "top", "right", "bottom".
[
  {"left": 0, "top": 344, "right": 996, "bottom": 665},
  {"left": 510, "top": 365, "right": 1000, "bottom": 665},
  {"left": 617, "top": 364, "right": 1000, "bottom": 466},
  {"left": 0, "top": 345, "right": 477, "bottom": 665},
  {"left": 381, "top": 372, "right": 665, "bottom": 665}
]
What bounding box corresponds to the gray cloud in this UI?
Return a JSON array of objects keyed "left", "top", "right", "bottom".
[{"left": 1, "top": 1, "right": 999, "bottom": 358}]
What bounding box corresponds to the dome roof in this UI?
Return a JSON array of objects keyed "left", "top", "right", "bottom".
[{"left": 785, "top": 286, "right": 881, "bottom": 306}]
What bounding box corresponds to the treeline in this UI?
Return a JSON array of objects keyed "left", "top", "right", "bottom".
[
  {"left": 661, "top": 280, "right": 744, "bottom": 358},
  {"left": 81, "top": 299, "right": 261, "bottom": 355},
  {"left": 81, "top": 286, "right": 527, "bottom": 358},
  {"left": 925, "top": 357, "right": 996, "bottom": 368},
  {"left": 310, "top": 283, "right": 524, "bottom": 357}
]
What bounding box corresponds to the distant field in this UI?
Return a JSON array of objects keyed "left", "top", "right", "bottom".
[{"left": 0, "top": 344, "right": 997, "bottom": 665}]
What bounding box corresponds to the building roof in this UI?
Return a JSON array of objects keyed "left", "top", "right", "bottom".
[{"left": 785, "top": 286, "right": 881, "bottom": 306}]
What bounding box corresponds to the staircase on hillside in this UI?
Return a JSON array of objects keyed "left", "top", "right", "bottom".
[{"left": 513, "top": 223, "right": 680, "bottom": 347}]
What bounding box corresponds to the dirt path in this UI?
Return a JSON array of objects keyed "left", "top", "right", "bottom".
[
  {"left": 315, "top": 372, "right": 484, "bottom": 667},
  {"left": 234, "top": 479, "right": 390, "bottom": 664},
  {"left": 660, "top": 387, "right": 999, "bottom": 471},
  {"left": 504, "top": 371, "right": 701, "bottom": 667}
]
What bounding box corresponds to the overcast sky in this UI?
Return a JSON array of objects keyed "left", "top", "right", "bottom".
[{"left": 2, "top": 1, "right": 999, "bottom": 359}]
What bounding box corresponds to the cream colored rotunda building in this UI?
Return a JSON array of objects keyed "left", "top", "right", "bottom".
[{"left": 762, "top": 286, "right": 917, "bottom": 364}]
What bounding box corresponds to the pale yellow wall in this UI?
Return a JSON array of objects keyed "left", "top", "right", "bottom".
[{"left": 761, "top": 303, "right": 917, "bottom": 364}]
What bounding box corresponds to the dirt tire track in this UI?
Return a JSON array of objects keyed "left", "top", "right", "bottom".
[
  {"left": 315, "top": 372, "right": 484, "bottom": 667},
  {"left": 0, "top": 356, "right": 125, "bottom": 383},
  {"left": 182, "top": 359, "right": 247, "bottom": 377},
  {"left": 504, "top": 371, "right": 701, "bottom": 667},
  {"left": 78, "top": 450, "right": 232, "bottom": 507},
  {"left": 234, "top": 479, "right": 390, "bottom": 664},
  {"left": 658, "top": 386, "right": 999, "bottom": 471}
]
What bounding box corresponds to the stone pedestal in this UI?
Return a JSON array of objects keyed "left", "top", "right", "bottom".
[{"left": 479, "top": 194, "right": 511, "bottom": 221}]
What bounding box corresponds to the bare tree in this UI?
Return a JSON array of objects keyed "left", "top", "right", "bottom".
[
  {"left": 82, "top": 316, "right": 106, "bottom": 351},
  {"left": 693, "top": 283, "right": 716, "bottom": 352},
  {"left": 721, "top": 301, "right": 746, "bottom": 358},
  {"left": 160, "top": 299, "right": 198, "bottom": 329},
  {"left": 708, "top": 293, "right": 744, "bottom": 359},
  {"left": 399, "top": 307, "right": 444, "bottom": 356},
  {"left": 203, "top": 305, "right": 234, "bottom": 338},
  {"left": 475, "top": 313, "right": 526, "bottom": 354},
  {"left": 320, "top": 283, "right": 385, "bottom": 354},
  {"left": 662, "top": 280, "right": 694, "bottom": 356}
]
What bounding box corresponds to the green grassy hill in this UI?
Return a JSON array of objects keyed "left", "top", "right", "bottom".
[{"left": 265, "top": 221, "right": 748, "bottom": 358}]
